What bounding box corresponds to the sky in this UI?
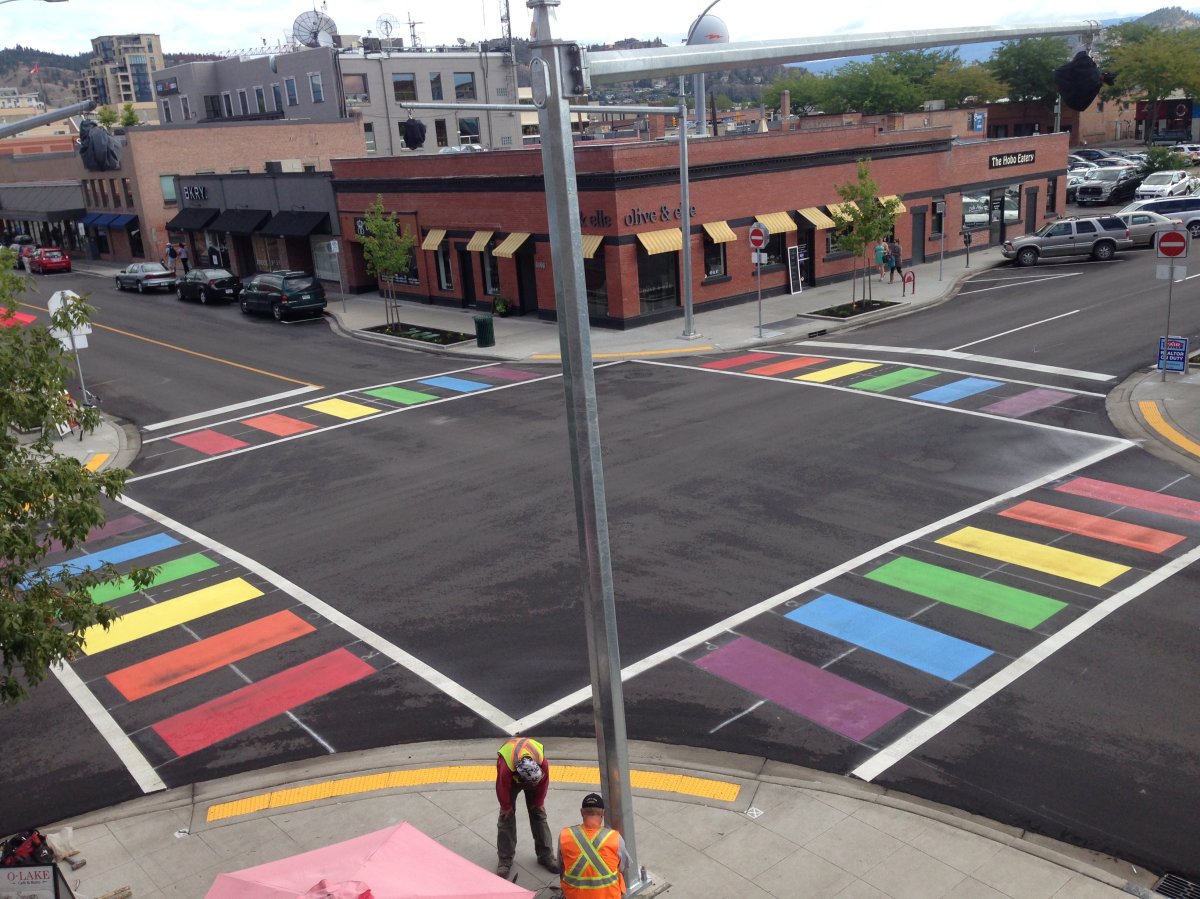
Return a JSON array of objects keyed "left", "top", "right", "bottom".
[{"left": 2, "top": 0, "right": 1182, "bottom": 58}]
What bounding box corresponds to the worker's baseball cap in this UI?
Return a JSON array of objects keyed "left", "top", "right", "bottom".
[{"left": 581, "top": 793, "right": 605, "bottom": 810}]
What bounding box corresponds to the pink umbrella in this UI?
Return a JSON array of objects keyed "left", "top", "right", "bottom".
[{"left": 204, "top": 822, "right": 535, "bottom": 899}]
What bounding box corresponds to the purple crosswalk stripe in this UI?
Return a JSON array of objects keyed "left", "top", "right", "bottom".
[
  {"left": 482, "top": 367, "right": 542, "bottom": 382},
  {"left": 980, "top": 388, "right": 1073, "bottom": 418}
]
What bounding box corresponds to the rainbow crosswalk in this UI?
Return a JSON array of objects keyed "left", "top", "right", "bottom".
[{"left": 692, "top": 473, "right": 1200, "bottom": 744}]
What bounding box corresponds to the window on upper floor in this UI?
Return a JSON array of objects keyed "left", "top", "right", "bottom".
[
  {"left": 254, "top": 86, "right": 266, "bottom": 113},
  {"left": 238, "top": 89, "right": 249, "bottom": 115},
  {"left": 159, "top": 174, "right": 177, "bottom": 204},
  {"left": 392, "top": 73, "right": 416, "bottom": 102},
  {"left": 429, "top": 72, "right": 443, "bottom": 100},
  {"left": 454, "top": 72, "right": 476, "bottom": 101},
  {"left": 285, "top": 78, "right": 298, "bottom": 106},
  {"left": 343, "top": 73, "right": 369, "bottom": 102},
  {"left": 308, "top": 73, "right": 324, "bottom": 103}
]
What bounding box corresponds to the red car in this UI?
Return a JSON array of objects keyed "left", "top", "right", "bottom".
[{"left": 29, "top": 247, "right": 71, "bottom": 274}]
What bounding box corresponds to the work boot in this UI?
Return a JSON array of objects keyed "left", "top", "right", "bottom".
[
  {"left": 538, "top": 856, "right": 562, "bottom": 874},
  {"left": 496, "top": 862, "right": 512, "bottom": 878}
]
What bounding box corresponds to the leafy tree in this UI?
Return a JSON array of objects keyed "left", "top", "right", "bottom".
[
  {"left": 988, "top": 37, "right": 1071, "bottom": 106},
  {"left": 1099, "top": 24, "right": 1200, "bottom": 143},
  {"left": 763, "top": 72, "right": 829, "bottom": 115},
  {"left": 829, "top": 160, "right": 902, "bottom": 305},
  {"left": 824, "top": 60, "right": 923, "bottom": 115},
  {"left": 927, "top": 61, "right": 1008, "bottom": 108},
  {"left": 356, "top": 195, "right": 415, "bottom": 302},
  {"left": 0, "top": 255, "right": 153, "bottom": 704},
  {"left": 1141, "top": 146, "right": 1191, "bottom": 174},
  {"left": 119, "top": 103, "right": 139, "bottom": 127},
  {"left": 877, "top": 49, "right": 960, "bottom": 92},
  {"left": 94, "top": 105, "right": 118, "bottom": 127}
]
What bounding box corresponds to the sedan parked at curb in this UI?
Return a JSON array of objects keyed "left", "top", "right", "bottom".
[
  {"left": 115, "top": 262, "right": 176, "bottom": 293},
  {"left": 238, "top": 271, "right": 327, "bottom": 321},
  {"left": 177, "top": 267, "right": 241, "bottom": 304},
  {"left": 1116, "top": 211, "right": 1186, "bottom": 248},
  {"left": 28, "top": 247, "right": 71, "bottom": 274}
]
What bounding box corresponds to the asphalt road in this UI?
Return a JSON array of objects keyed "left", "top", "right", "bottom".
[{"left": 8, "top": 262, "right": 1200, "bottom": 880}]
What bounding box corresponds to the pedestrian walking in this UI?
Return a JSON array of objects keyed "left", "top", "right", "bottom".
[
  {"left": 874, "top": 239, "right": 888, "bottom": 281},
  {"left": 557, "top": 793, "right": 630, "bottom": 899},
  {"left": 166, "top": 242, "right": 178, "bottom": 274},
  {"left": 178, "top": 242, "right": 190, "bottom": 274},
  {"left": 495, "top": 737, "right": 559, "bottom": 878},
  {"left": 888, "top": 236, "right": 904, "bottom": 283}
]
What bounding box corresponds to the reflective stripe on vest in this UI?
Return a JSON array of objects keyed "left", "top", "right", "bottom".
[
  {"left": 498, "top": 737, "right": 544, "bottom": 772},
  {"left": 561, "top": 825, "right": 619, "bottom": 889}
]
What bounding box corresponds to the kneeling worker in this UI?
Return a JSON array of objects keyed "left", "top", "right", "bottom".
[
  {"left": 496, "top": 736, "right": 559, "bottom": 877},
  {"left": 558, "top": 793, "right": 631, "bottom": 898}
]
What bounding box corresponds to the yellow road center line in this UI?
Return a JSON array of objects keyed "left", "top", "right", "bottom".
[
  {"left": 794, "top": 361, "right": 881, "bottom": 383},
  {"left": 84, "top": 453, "right": 111, "bottom": 471},
  {"left": 937, "top": 526, "right": 1129, "bottom": 587},
  {"left": 530, "top": 346, "right": 716, "bottom": 360},
  {"left": 306, "top": 398, "right": 380, "bottom": 419},
  {"left": 206, "top": 763, "right": 740, "bottom": 822},
  {"left": 1138, "top": 399, "right": 1200, "bottom": 457},
  {"left": 82, "top": 577, "right": 263, "bottom": 654}
]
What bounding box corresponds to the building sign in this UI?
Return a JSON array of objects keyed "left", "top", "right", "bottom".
[
  {"left": 989, "top": 150, "right": 1035, "bottom": 169},
  {"left": 3, "top": 865, "right": 57, "bottom": 899},
  {"left": 969, "top": 112, "right": 985, "bottom": 132},
  {"left": 622, "top": 205, "right": 697, "bottom": 227},
  {"left": 155, "top": 77, "right": 179, "bottom": 96},
  {"left": 182, "top": 185, "right": 208, "bottom": 201}
]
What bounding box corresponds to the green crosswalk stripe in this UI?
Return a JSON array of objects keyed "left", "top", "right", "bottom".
[{"left": 89, "top": 552, "right": 220, "bottom": 604}]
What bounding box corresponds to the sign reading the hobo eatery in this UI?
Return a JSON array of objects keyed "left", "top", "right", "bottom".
[{"left": 988, "top": 150, "right": 1036, "bottom": 169}]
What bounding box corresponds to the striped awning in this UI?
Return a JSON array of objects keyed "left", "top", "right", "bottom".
[
  {"left": 826, "top": 201, "right": 859, "bottom": 221},
  {"left": 466, "top": 230, "right": 494, "bottom": 252},
  {"left": 879, "top": 195, "right": 907, "bottom": 213},
  {"left": 420, "top": 228, "right": 446, "bottom": 251},
  {"left": 754, "top": 211, "right": 797, "bottom": 234},
  {"left": 581, "top": 234, "right": 603, "bottom": 259},
  {"left": 702, "top": 221, "right": 737, "bottom": 243},
  {"left": 492, "top": 232, "right": 530, "bottom": 258},
  {"left": 797, "top": 207, "right": 837, "bottom": 230},
  {"left": 636, "top": 228, "right": 683, "bottom": 255}
]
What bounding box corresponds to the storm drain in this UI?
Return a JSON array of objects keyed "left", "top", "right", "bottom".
[{"left": 1156, "top": 873, "right": 1200, "bottom": 898}]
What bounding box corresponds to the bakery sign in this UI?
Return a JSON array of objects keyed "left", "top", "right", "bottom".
[{"left": 989, "top": 150, "right": 1035, "bottom": 169}]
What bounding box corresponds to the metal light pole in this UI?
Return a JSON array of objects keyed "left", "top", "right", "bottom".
[
  {"left": 685, "top": 0, "right": 728, "bottom": 139},
  {"left": 678, "top": 78, "right": 696, "bottom": 339}
]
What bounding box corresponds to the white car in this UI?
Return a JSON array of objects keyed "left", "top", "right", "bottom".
[
  {"left": 1171, "top": 144, "right": 1200, "bottom": 164},
  {"left": 1135, "top": 170, "right": 1195, "bottom": 200}
]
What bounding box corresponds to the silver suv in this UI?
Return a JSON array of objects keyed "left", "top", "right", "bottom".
[
  {"left": 1119, "top": 196, "right": 1200, "bottom": 237},
  {"left": 1001, "top": 215, "right": 1133, "bottom": 266}
]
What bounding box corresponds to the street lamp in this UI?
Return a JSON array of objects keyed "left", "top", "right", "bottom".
[{"left": 685, "top": 0, "right": 729, "bottom": 138}]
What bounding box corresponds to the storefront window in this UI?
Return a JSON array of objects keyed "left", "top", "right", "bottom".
[
  {"left": 931, "top": 197, "right": 944, "bottom": 236},
  {"left": 824, "top": 231, "right": 841, "bottom": 255},
  {"left": 585, "top": 253, "right": 607, "bottom": 316},
  {"left": 253, "top": 235, "right": 282, "bottom": 271},
  {"left": 962, "top": 192, "right": 988, "bottom": 231},
  {"left": 637, "top": 248, "right": 677, "bottom": 313},
  {"left": 95, "top": 227, "right": 110, "bottom": 255},
  {"left": 1046, "top": 177, "right": 1057, "bottom": 214},
  {"left": 703, "top": 233, "right": 726, "bottom": 278},
  {"left": 436, "top": 243, "right": 453, "bottom": 290},
  {"left": 765, "top": 232, "right": 786, "bottom": 266},
  {"left": 483, "top": 242, "right": 500, "bottom": 295}
]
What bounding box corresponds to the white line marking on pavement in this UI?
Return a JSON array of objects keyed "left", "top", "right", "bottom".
[
  {"left": 950, "top": 309, "right": 1081, "bottom": 351},
  {"left": 958, "top": 273, "right": 1082, "bottom": 293},
  {"left": 509, "top": 441, "right": 1132, "bottom": 733},
  {"left": 852, "top": 538, "right": 1200, "bottom": 783},
  {"left": 794, "top": 341, "right": 1115, "bottom": 382},
  {"left": 709, "top": 700, "right": 765, "bottom": 734},
  {"left": 115, "top": 496, "right": 518, "bottom": 732},
  {"left": 52, "top": 663, "right": 167, "bottom": 793},
  {"left": 142, "top": 387, "right": 321, "bottom": 432}
]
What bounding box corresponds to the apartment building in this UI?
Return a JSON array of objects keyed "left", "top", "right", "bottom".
[{"left": 76, "top": 34, "right": 165, "bottom": 107}]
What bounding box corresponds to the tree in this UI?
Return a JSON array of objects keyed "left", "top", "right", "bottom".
[
  {"left": 94, "top": 105, "right": 118, "bottom": 127},
  {"left": 829, "top": 160, "right": 902, "bottom": 305},
  {"left": 824, "top": 60, "right": 923, "bottom": 115},
  {"left": 119, "top": 103, "right": 140, "bottom": 127},
  {"left": 356, "top": 195, "right": 415, "bottom": 304},
  {"left": 0, "top": 255, "right": 153, "bottom": 704},
  {"left": 988, "top": 37, "right": 1072, "bottom": 106},
  {"left": 763, "top": 72, "right": 829, "bottom": 115},
  {"left": 927, "top": 61, "right": 1008, "bottom": 108},
  {"left": 1099, "top": 24, "right": 1200, "bottom": 143},
  {"left": 877, "top": 49, "right": 960, "bottom": 93},
  {"left": 1140, "top": 145, "right": 1191, "bottom": 174}
]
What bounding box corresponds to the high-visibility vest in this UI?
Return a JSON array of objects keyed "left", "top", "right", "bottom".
[
  {"left": 497, "top": 737, "right": 545, "bottom": 780},
  {"left": 559, "top": 824, "right": 623, "bottom": 898}
]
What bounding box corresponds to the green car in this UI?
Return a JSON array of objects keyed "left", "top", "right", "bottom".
[{"left": 239, "top": 271, "right": 327, "bottom": 321}]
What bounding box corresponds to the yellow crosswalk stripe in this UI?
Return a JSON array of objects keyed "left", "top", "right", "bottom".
[
  {"left": 936, "top": 526, "right": 1130, "bottom": 587},
  {"left": 794, "top": 361, "right": 880, "bottom": 383},
  {"left": 305, "top": 398, "right": 380, "bottom": 420}
]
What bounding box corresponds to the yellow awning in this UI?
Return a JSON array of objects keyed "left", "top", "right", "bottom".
[
  {"left": 754, "top": 211, "right": 797, "bottom": 234},
  {"left": 879, "top": 195, "right": 907, "bottom": 213},
  {"left": 492, "top": 232, "right": 530, "bottom": 258},
  {"left": 702, "top": 221, "right": 737, "bottom": 243},
  {"left": 636, "top": 228, "right": 683, "bottom": 255},
  {"left": 797, "top": 207, "right": 837, "bottom": 230},
  {"left": 466, "top": 230, "right": 494, "bottom": 252},
  {"left": 826, "top": 201, "right": 859, "bottom": 221},
  {"left": 420, "top": 228, "right": 446, "bottom": 251},
  {"left": 581, "top": 234, "right": 604, "bottom": 259}
]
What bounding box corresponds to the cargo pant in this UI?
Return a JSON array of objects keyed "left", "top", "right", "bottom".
[{"left": 497, "top": 782, "right": 554, "bottom": 865}]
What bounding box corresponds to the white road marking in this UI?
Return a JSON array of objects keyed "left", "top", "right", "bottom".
[
  {"left": 508, "top": 440, "right": 1131, "bottom": 733},
  {"left": 851, "top": 538, "right": 1200, "bottom": 783},
  {"left": 958, "top": 273, "right": 1082, "bottom": 294},
  {"left": 794, "top": 341, "right": 1115, "bottom": 382},
  {"left": 950, "top": 310, "right": 1081, "bottom": 352},
  {"left": 115, "top": 496, "right": 518, "bottom": 732},
  {"left": 142, "top": 387, "right": 321, "bottom": 432},
  {"left": 52, "top": 663, "right": 167, "bottom": 793},
  {"left": 709, "top": 700, "right": 765, "bottom": 734}
]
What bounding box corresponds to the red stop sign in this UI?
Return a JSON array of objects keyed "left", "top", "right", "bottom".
[
  {"left": 1159, "top": 230, "right": 1188, "bottom": 258},
  {"left": 748, "top": 222, "right": 769, "bottom": 249}
]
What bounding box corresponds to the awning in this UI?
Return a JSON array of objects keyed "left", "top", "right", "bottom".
[
  {"left": 879, "top": 195, "right": 907, "bottom": 213},
  {"left": 492, "top": 232, "right": 530, "bottom": 258},
  {"left": 260, "top": 211, "right": 331, "bottom": 238},
  {"left": 166, "top": 207, "right": 219, "bottom": 231},
  {"left": 797, "top": 207, "right": 837, "bottom": 230},
  {"left": 581, "top": 234, "right": 603, "bottom": 259},
  {"left": 420, "top": 228, "right": 446, "bottom": 251},
  {"left": 754, "top": 211, "right": 797, "bottom": 234},
  {"left": 466, "top": 230, "right": 494, "bottom": 252},
  {"left": 826, "top": 202, "right": 859, "bottom": 221},
  {"left": 702, "top": 221, "right": 737, "bottom": 243},
  {"left": 207, "top": 208, "right": 271, "bottom": 235},
  {"left": 107, "top": 213, "right": 137, "bottom": 228},
  {"left": 92, "top": 213, "right": 119, "bottom": 227},
  {"left": 0, "top": 182, "right": 85, "bottom": 222},
  {"left": 636, "top": 228, "right": 683, "bottom": 255},
  {"left": 79, "top": 212, "right": 107, "bottom": 227}
]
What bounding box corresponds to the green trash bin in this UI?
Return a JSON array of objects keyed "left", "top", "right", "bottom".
[{"left": 473, "top": 313, "right": 495, "bottom": 348}]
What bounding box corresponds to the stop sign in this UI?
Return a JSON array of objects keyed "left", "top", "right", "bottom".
[
  {"left": 1159, "top": 230, "right": 1189, "bottom": 258},
  {"left": 748, "top": 221, "right": 770, "bottom": 249}
]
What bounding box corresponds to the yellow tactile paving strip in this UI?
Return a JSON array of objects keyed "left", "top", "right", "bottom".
[
  {"left": 1139, "top": 399, "right": 1200, "bottom": 457},
  {"left": 84, "top": 453, "right": 110, "bottom": 471},
  {"left": 206, "top": 764, "right": 740, "bottom": 822}
]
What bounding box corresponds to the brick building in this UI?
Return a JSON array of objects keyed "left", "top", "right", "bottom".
[{"left": 332, "top": 125, "right": 1068, "bottom": 327}]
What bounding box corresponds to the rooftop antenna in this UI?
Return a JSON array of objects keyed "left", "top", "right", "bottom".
[
  {"left": 376, "top": 14, "right": 400, "bottom": 43},
  {"left": 407, "top": 13, "right": 423, "bottom": 49},
  {"left": 498, "top": 0, "right": 512, "bottom": 51}
]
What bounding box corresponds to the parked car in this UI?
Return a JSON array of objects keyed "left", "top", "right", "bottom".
[
  {"left": 1001, "top": 214, "right": 1132, "bottom": 266},
  {"left": 1090, "top": 156, "right": 1139, "bottom": 169},
  {"left": 1116, "top": 210, "right": 1186, "bottom": 248},
  {"left": 177, "top": 267, "right": 241, "bottom": 304},
  {"left": 115, "top": 261, "right": 176, "bottom": 293},
  {"left": 1171, "top": 144, "right": 1200, "bottom": 164},
  {"left": 1075, "top": 167, "right": 1143, "bottom": 205},
  {"left": 1134, "top": 170, "right": 1195, "bottom": 200},
  {"left": 1119, "top": 196, "right": 1200, "bottom": 237},
  {"left": 28, "top": 247, "right": 71, "bottom": 274},
  {"left": 1071, "top": 148, "right": 1122, "bottom": 162},
  {"left": 238, "top": 271, "right": 327, "bottom": 321}
]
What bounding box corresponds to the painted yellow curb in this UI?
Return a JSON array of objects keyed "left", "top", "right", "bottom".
[
  {"left": 206, "top": 763, "right": 740, "bottom": 822},
  {"left": 1138, "top": 399, "right": 1200, "bottom": 457}
]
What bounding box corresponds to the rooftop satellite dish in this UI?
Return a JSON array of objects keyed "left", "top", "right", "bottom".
[
  {"left": 456, "top": 37, "right": 467, "bottom": 46},
  {"left": 292, "top": 9, "right": 338, "bottom": 48},
  {"left": 376, "top": 14, "right": 399, "bottom": 38}
]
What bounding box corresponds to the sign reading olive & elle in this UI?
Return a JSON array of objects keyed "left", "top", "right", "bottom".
[{"left": 989, "top": 150, "right": 1036, "bottom": 169}]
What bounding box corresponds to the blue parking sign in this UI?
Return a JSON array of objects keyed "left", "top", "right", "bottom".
[{"left": 1158, "top": 336, "right": 1189, "bottom": 372}]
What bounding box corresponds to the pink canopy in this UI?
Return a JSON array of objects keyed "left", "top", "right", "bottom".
[{"left": 204, "top": 822, "right": 535, "bottom": 899}]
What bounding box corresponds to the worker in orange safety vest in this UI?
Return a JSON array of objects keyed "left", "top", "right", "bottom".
[
  {"left": 557, "top": 792, "right": 631, "bottom": 899},
  {"left": 495, "top": 737, "right": 559, "bottom": 878}
]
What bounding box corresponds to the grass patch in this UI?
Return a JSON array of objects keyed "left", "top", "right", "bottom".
[{"left": 810, "top": 300, "right": 900, "bottom": 319}]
